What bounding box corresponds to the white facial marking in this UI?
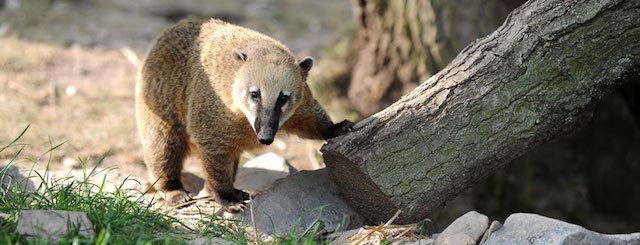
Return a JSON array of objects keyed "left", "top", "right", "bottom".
[
  {"left": 281, "top": 90, "right": 291, "bottom": 112},
  {"left": 233, "top": 80, "right": 259, "bottom": 132},
  {"left": 246, "top": 114, "right": 256, "bottom": 130},
  {"left": 278, "top": 90, "right": 295, "bottom": 127},
  {"left": 246, "top": 87, "right": 259, "bottom": 131}
]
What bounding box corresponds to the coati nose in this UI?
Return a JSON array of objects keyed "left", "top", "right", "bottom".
[
  {"left": 256, "top": 108, "right": 279, "bottom": 145},
  {"left": 257, "top": 129, "right": 275, "bottom": 144},
  {"left": 258, "top": 137, "right": 274, "bottom": 145}
]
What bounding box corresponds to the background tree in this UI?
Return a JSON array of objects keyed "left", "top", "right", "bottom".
[{"left": 347, "top": 0, "right": 525, "bottom": 115}]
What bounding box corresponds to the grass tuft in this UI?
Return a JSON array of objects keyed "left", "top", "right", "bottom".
[{"left": 0, "top": 127, "right": 189, "bottom": 244}]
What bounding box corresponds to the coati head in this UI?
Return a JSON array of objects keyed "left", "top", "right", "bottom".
[{"left": 231, "top": 48, "right": 313, "bottom": 145}]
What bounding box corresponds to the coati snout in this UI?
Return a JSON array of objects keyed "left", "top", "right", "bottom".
[{"left": 253, "top": 91, "right": 289, "bottom": 145}]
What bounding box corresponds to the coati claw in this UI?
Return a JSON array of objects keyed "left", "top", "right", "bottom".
[
  {"left": 224, "top": 203, "right": 246, "bottom": 212},
  {"left": 165, "top": 190, "right": 194, "bottom": 207},
  {"left": 211, "top": 188, "right": 249, "bottom": 213},
  {"left": 326, "top": 120, "right": 355, "bottom": 138}
]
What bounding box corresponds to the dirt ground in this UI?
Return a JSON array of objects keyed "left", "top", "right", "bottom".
[{"left": 0, "top": 0, "right": 355, "bottom": 177}]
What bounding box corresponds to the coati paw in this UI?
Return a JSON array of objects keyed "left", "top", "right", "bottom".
[
  {"left": 164, "top": 190, "right": 193, "bottom": 207},
  {"left": 211, "top": 188, "right": 248, "bottom": 212},
  {"left": 224, "top": 202, "right": 247, "bottom": 212},
  {"left": 326, "top": 120, "right": 355, "bottom": 138}
]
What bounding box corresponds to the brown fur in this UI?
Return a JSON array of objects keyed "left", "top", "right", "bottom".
[{"left": 135, "top": 19, "right": 352, "bottom": 208}]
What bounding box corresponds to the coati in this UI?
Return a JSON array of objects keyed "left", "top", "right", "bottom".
[{"left": 135, "top": 19, "right": 354, "bottom": 209}]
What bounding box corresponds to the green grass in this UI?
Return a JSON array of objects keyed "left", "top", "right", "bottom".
[
  {"left": 0, "top": 126, "right": 197, "bottom": 244},
  {"left": 275, "top": 220, "right": 329, "bottom": 245},
  {"left": 0, "top": 126, "right": 343, "bottom": 244},
  {"left": 272, "top": 205, "right": 343, "bottom": 245},
  {"left": 194, "top": 199, "right": 338, "bottom": 244}
]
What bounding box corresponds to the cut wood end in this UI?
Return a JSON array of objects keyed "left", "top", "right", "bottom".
[{"left": 321, "top": 148, "right": 407, "bottom": 224}]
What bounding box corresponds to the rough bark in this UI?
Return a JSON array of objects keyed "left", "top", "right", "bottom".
[
  {"left": 348, "top": 0, "right": 524, "bottom": 115},
  {"left": 322, "top": 0, "right": 640, "bottom": 224}
]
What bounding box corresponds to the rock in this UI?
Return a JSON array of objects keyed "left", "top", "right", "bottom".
[
  {"left": 1, "top": 165, "right": 36, "bottom": 198},
  {"left": 479, "top": 221, "right": 502, "bottom": 245},
  {"left": 62, "top": 157, "right": 82, "bottom": 169},
  {"left": 234, "top": 152, "right": 292, "bottom": 195},
  {"left": 16, "top": 210, "right": 94, "bottom": 242},
  {"left": 606, "top": 234, "right": 640, "bottom": 244},
  {"left": 483, "top": 213, "right": 640, "bottom": 245},
  {"left": 390, "top": 237, "right": 435, "bottom": 245},
  {"left": 328, "top": 229, "right": 360, "bottom": 245},
  {"left": 330, "top": 228, "right": 435, "bottom": 245},
  {"left": 435, "top": 211, "right": 489, "bottom": 245},
  {"left": 183, "top": 172, "right": 206, "bottom": 196},
  {"left": 416, "top": 238, "right": 436, "bottom": 245},
  {"left": 187, "top": 237, "right": 233, "bottom": 245},
  {"left": 239, "top": 169, "right": 366, "bottom": 236}
]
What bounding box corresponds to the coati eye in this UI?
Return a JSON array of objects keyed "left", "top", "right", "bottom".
[
  {"left": 250, "top": 91, "right": 260, "bottom": 100},
  {"left": 279, "top": 94, "right": 289, "bottom": 102}
]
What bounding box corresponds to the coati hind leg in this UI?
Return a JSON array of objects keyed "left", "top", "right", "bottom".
[
  {"left": 137, "top": 104, "right": 191, "bottom": 207},
  {"left": 196, "top": 149, "right": 246, "bottom": 211}
]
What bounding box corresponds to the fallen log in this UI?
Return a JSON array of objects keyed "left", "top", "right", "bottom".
[{"left": 322, "top": 0, "right": 640, "bottom": 223}]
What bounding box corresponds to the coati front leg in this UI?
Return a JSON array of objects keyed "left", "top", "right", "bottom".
[
  {"left": 197, "top": 148, "right": 246, "bottom": 211},
  {"left": 283, "top": 98, "right": 355, "bottom": 140}
]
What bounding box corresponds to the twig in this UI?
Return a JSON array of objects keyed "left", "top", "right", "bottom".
[
  {"left": 349, "top": 210, "right": 405, "bottom": 245},
  {"left": 393, "top": 224, "right": 416, "bottom": 239},
  {"left": 349, "top": 228, "right": 375, "bottom": 245},
  {"left": 250, "top": 194, "right": 259, "bottom": 245},
  {"left": 384, "top": 209, "right": 402, "bottom": 226},
  {"left": 170, "top": 196, "right": 216, "bottom": 209}
]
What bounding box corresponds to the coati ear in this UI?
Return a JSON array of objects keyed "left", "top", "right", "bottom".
[
  {"left": 232, "top": 48, "right": 247, "bottom": 62},
  {"left": 298, "top": 56, "right": 314, "bottom": 80}
]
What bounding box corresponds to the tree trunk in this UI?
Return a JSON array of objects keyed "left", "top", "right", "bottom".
[
  {"left": 348, "top": 0, "right": 524, "bottom": 115},
  {"left": 322, "top": 0, "right": 640, "bottom": 224}
]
